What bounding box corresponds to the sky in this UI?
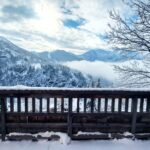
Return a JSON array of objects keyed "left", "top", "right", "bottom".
[{"left": 0, "top": 0, "right": 132, "bottom": 54}]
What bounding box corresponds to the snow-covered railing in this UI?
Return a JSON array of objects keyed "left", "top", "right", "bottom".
[{"left": 0, "top": 87, "right": 150, "bottom": 141}]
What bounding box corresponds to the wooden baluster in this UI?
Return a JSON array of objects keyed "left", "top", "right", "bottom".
[
  {"left": 125, "top": 98, "right": 129, "bottom": 113},
  {"left": 54, "top": 98, "right": 56, "bottom": 112},
  {"left": 91, "top": 98, "right": 94, "bottom": 113},
  {"left": 77, "top": 98, "right": 80, "bottom": 113},
  {"left": 10, "top": 97, "right": 14, "bottom": 112},
  {"left": 84, "top": 98, "right": 87, "bottom": 113},
  {"left": 17, "top": 97, "right": 21, "bottom": 113},
  {"left": 118, "top": 98, "right": 122, "bottom": 113},
  {"left": 47, "top": 98, "right": 50, "bottom": 113},
  {"left": 25, "top": 97, "right": 28, "bottom": 113},
  {"left": 61, "top": 97, "right": 64, "bottom": 113},
  {"left": 98, "top": 98, "right": 101, "bottom": 113},
  {"left": 32, "top": 97, "right": 35, "bottom": 113},
  {"left": 105, "top": 98, "right": 108, "bottom": 113},
  {"left": 39, "top": 98, "right": 42, "bottom": 113},
  {"left": 140, "top": 98, "right": 144, "bottom": 113},
  {"left": 111, "top": 98, "right": 115, "bottom": 113}
]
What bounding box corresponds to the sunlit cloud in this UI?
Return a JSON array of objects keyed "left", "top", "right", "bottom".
[{"left": 0, "top": 0, "right": 132, "bottom": 53}]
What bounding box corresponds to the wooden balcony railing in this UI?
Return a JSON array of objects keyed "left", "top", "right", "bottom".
[{"left": 0, "top": 87, "right": 150, "bottom": 140}]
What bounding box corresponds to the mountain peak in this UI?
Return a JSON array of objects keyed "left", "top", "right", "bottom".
[
  {"left": 0, "top": 36, "right": 18, "bottom": 49},
  {"left": 52, "top": 49, "right": 67, "bottom": 53},
  {"left": 0, "top": 36, "right": 10, "bottom": 43},
  {"left": 37, "top": 49, "right": 82, "bottom": 62}
]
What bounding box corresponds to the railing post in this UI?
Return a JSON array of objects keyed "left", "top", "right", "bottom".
[
  {"left": 1, "top": 97, "right": 6, "bottom": 141},
  {"left": 68, "top": 97, "right": 72, "bottom": 138},
  {"left": 131, "top": 97, "right": 138, "bottom": 135}
]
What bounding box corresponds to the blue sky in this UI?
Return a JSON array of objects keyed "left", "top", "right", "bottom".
[
  {"left": 63, "top": 18, "right": 86, "bottom": 28},
  {"left": 0, "top": 0, "right": 132, "bottom": 54}
]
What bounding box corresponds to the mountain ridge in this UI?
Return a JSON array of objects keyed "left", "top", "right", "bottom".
[
  {"left": 34, "top": 50, "right": 82, "bottom": 62},
  {"left": 0, "top": 36, "right": 100, "bottom": 87},
  {"left": 34, "top": 49, "right": 143, "bottom": 62}
]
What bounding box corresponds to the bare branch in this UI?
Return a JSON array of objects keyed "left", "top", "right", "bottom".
[{"left": 108, "top": 0, "right": 150, "bottom": 87}]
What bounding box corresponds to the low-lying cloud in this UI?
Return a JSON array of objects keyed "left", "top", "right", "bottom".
[{"left": 63, "top": 60, "right": 118, "bottom": 82}]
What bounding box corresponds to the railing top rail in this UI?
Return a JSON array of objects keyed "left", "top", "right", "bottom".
[
  {"left": 0, "top": 86, "right": 150, "bottom": 97},
  {"left": 0, "top": 86, "right": 150, "bottom": 92}
]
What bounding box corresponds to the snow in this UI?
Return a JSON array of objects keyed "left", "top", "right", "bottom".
[
  {"left": 75, "top": 131, "right": 104, "bottom": 136},
  {"left": 75, "top": 131, "right": 133, "bottom": 138},
  {"left": 123, "top": 132, "right": 133, "bottom": 136},
  {"left": 31, "top": 63, "right": 42, "bottom": 70},
  {"left": 8, "top": 132, "right": 70, "bottom": 145},
  {"left": 76, "top": 131, "right": 111, "bottom": 137},
  {"left": 0, "top": 139, "right": 150, "bottom": 150},
  {"left": 0, "top": 85, "right": 150, "bottom": 92}
]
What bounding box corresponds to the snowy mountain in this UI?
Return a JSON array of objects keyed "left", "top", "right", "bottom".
[
  {"left": 80, "top": 49, "right": 143, "bottom": 62},
  {"left": 0, "top": 36, "right": 100, "bottom": 87},
  {"left": 35, "top": 49, "right": 143, "bottom": 63},
  {"left": 35, "top": 50, "right": 82, "bottom": 62},
  {"left": 0, "top": 36, "right": 47, "bottom": 67},
  {"left": 80, "top": 49, "right": 121, "bottom": 62}
]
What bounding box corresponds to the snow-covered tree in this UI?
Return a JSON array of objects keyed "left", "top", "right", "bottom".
[{"left": 108, "top": 0, "right": 150, "bottom": 87}]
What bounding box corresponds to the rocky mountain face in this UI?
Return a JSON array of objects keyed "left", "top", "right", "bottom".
[{"left": 0, "top": 36, "right": 100, "bottom": 87}]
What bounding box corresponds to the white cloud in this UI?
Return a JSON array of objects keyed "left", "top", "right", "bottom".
[
  {"left": 61, "top": 0, "right": 131, "bottom": 34},
  {"left": 29, "top": 0, "right": 62, "bottom": 35},
  {"left": 0, "top": 0, "right": 133, "bottom": 53},
  {"left": 63, "top": 60, "right": 118, "bottom": 82},
  {"left": 63, "top": 60, "right": 146, "bottom": 87}
]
